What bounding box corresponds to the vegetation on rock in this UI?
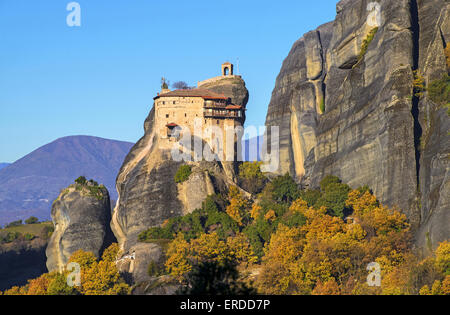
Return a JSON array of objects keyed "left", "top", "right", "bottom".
[
  {"left": 427, "top": 74, "right": 450, "bottom": 116},
  {"left": 74, "top": 176, "right": 107, "bottom": 200},
  {"left": 174, "top": 165, "right": 192, "bottom": 183},
  {"left": 357, "top": 27, "right": 378, "bottom": 63},
  {"left": 1, "top": 243, "right": 130, "bottom": 295}
]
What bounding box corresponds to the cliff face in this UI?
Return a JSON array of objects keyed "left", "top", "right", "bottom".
[
  {"left": 265, "top": 0, "right": 450, "bottom": 249},
  {"left": 111, "top": 79, "right": 249, "bottom": 284},
  {"left": 46, "top": 183, "right": 115, "bottom": 272},
  {"left": 0, "top": 239, "right": 47, "bottom": 291}
]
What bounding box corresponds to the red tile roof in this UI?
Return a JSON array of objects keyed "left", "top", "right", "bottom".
[
  {"left": 225, "top": 105, "right": 242, "bottom": 110},
  {"left": 154, "top": 88, "right": 228, "bottom": 100}
]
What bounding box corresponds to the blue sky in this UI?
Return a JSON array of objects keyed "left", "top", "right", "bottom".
[{"left": 0, "top": 0, "right": 338, "bottom": 163}]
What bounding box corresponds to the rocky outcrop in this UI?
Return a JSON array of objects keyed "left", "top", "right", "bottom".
[
  {"left": 416, "top": 0, "right": 450, "bottom": 250},
  {"left": 0, "top": 238, "right": 48, "bottom": 291},
  {"left": 265, "top": 0, "right": 450, "bottom": 249},
  {"left": 198, "top": 76, "right": 249, "bottom": 108},
  {"left": 46, "top": 182, "right": 115, "bottom": 272},
  {"left": 111, "top": 78, "right": 248, "bottom": 285}
]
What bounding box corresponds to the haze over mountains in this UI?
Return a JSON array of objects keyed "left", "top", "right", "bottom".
[{"left": 0, "top": 136, "right": 134, "bottom": 226}]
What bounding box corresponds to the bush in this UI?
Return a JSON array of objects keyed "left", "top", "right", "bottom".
[
  {"left": 428, "top": 74, "right": 450, "bottom": 116},
  {"left": 238, "top": 162, "right": 267, "bottom": 194},
  {"left": 320, "top": 98, "right": 325, "bottom": 114},
  {"left": 25, "top": 216, "right": 39, "bottom": 225},
  {"left": 316, "top": 178, "right": 351, "bottom": 218},
  {"left": 75, "top": 176, "right": 87, "bottom": 185},
  {"left": 0, "top": 231, "right": 21, "bottom": 244},
  {"left": 139, "top": 194, "right": 239, "bottom": 243},
  {"left": 357, "top": 27, "right": 378, "bottom": 62},
  {"left": 174, "top": 165, "right": 192, "bottom": 183},
  {"left": 270, "top": 174, "right": 300, "bottom": 204},
  {"left": 24, "top": 233, "right": 35, "bottom": 241},
  {"left": 5, "top": 220, "right": 23, "bottom": 228}
]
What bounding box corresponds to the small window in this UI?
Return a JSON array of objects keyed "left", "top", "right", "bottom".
[
  {"left": 185, "top": 113, "right": 187, "bottom": 117},
  {"left": 173, "top": 101, "right": 176, "bottom": 105},
  {"left": 166, "top": 114, "right": 169, "bottom": 118}
]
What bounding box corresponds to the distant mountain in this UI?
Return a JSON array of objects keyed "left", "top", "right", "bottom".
[
  {"left": 0, "top": 136, "right": 134, "bottom": 226},
  {"left": 242, "top": 136, "right": 263, "bottom": 162},
  {"left": 0, "top": 163, "right": 10, "bottom": 171}
]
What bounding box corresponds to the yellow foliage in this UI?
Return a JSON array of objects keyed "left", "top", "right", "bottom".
[
  {"left": 346, "top": 190, "right": 377, "bottom": 215},
  {"left": 312, "top": 278, "right": 341, "bottom": 295},
  {"left": 165, "top": 233, "right": 192, "bottom": 281},
  {"left": 435, "top": 241, "right": 450, "bottom": 275},
  {"left": 250, "top": 204, "right": 263, "bottom": 220},
  {"left": 258, "top": 190, "right": 414, "bottom": 295},
  {"left": 442, "top": 275, "right": 450, "bottom": 295},
  {"left": 165, "top": 232, "right": 257, "bottom": 282},
  {"left": 264, "top": 210, "right": 276, "bottom": 222},
  {"left": 226, "top": 186, "right": 251, "bottom": 226}
]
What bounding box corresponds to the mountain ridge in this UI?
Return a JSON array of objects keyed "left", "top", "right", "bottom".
[{"left": 0, "top": 136, "right": 134, "bottom": 226}]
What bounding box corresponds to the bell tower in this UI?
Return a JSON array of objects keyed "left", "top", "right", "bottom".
[{"left": 221, "top": 62, "right": 233, "bottom": 76}]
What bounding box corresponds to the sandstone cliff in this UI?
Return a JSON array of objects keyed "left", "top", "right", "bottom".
[
  {"left": 265, "top": 0, "right": 450, "bottom": 249},
  {"left": 111, "top": 78, "right": 249, "bottom": 284},
  {"left": 46, "top": 181, "right": 115, "bottom": 272}
]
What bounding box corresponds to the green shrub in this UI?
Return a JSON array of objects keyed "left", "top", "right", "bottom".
[
  {"left": 24, "top": 233, "right": 35, "bottom": 241},
  {"left": 25, "top": 216, "right": 39, "bottom": 225},
  {"left": 319, "top": 98, "right": 325, "bottom": 114},
  {"left": 5, "top": 220, "right": 23, "bottom": 228},
  {"left": 174, "top": 165, "right": 192, "bottom": 183},
  {"left": 357, "top": 27, "right": 378, "bottom": 63},
  {"left": 270, "top": 173, "right": 300, "bottom": 204},
  {"left": 138, "top": 194, "right": 239, "bottom": 243},
  {"left": 316, "top": 176, "right": 351, "bottom": 218},
  {"left": 238, "top": 162, "right": 267, "bottom": 194},
  {"left": 0, "top": 231, "right": 21, "bottom": 244},
  {"left": 428, "top": 74, "right": 450, "bottom": 116},
  {"left": 299, "top": 189, "right": 322, "bottom": 207},
  {"left": 75, "top": 176, "right": 87, "bottom": 185}
]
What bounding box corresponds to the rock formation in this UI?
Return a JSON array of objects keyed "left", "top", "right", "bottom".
[
  {"left": 0, "top": 238, "right": 48, "bottom": 291},
  {"left": 265, "top": 0, "right": 449, "bottom": 249},
  {"left": 111, "top": 77, "right": 249, "bottom": 284},
  {"left": 46, "top": 181, "right": 115, "bottom": 272}
]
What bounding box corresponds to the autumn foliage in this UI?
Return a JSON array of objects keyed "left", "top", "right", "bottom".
[{"left": 1, "top": 243, "right": 129, "bottom": 295}]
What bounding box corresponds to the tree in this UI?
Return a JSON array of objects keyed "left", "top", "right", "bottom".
[
  {"left": 68, "top": 245, "right": 130, "bottom": 295},
  {"left": 270, "top": 173, "right": 300, "bottom": 204},
  {"left": 161, "top": 77, "right": 169, "bottom": 89},
  {"left": 25, "top": 216, "right": 39, "bottom": 225},
  {"left": 172, "top": 81, "right": 191, "bottom": 90},
  {"left": 238, "top": 162, "right": 267, "bottom": 194},
  {"left": 226, "top": 186, "right": 251, "bottom": 226},
  {"left": 316, "top": 176, "right": 351, "bottom": 218}
]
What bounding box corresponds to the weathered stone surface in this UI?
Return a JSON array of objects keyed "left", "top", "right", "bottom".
[
  {"left": 198, "top": 76, "right": 249, "bottom": 108},
  {"left": 265, "top": 0, "right": 450, "bottom": 248},
  {"left": 416, "top": 0, "right": 450, "bottom": 250},
  {"left": 265, "top": 21, "right": 333, "bottom": 178},
  {"left": 46, "top": 183, "right": 115, "bottom": 272}
]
